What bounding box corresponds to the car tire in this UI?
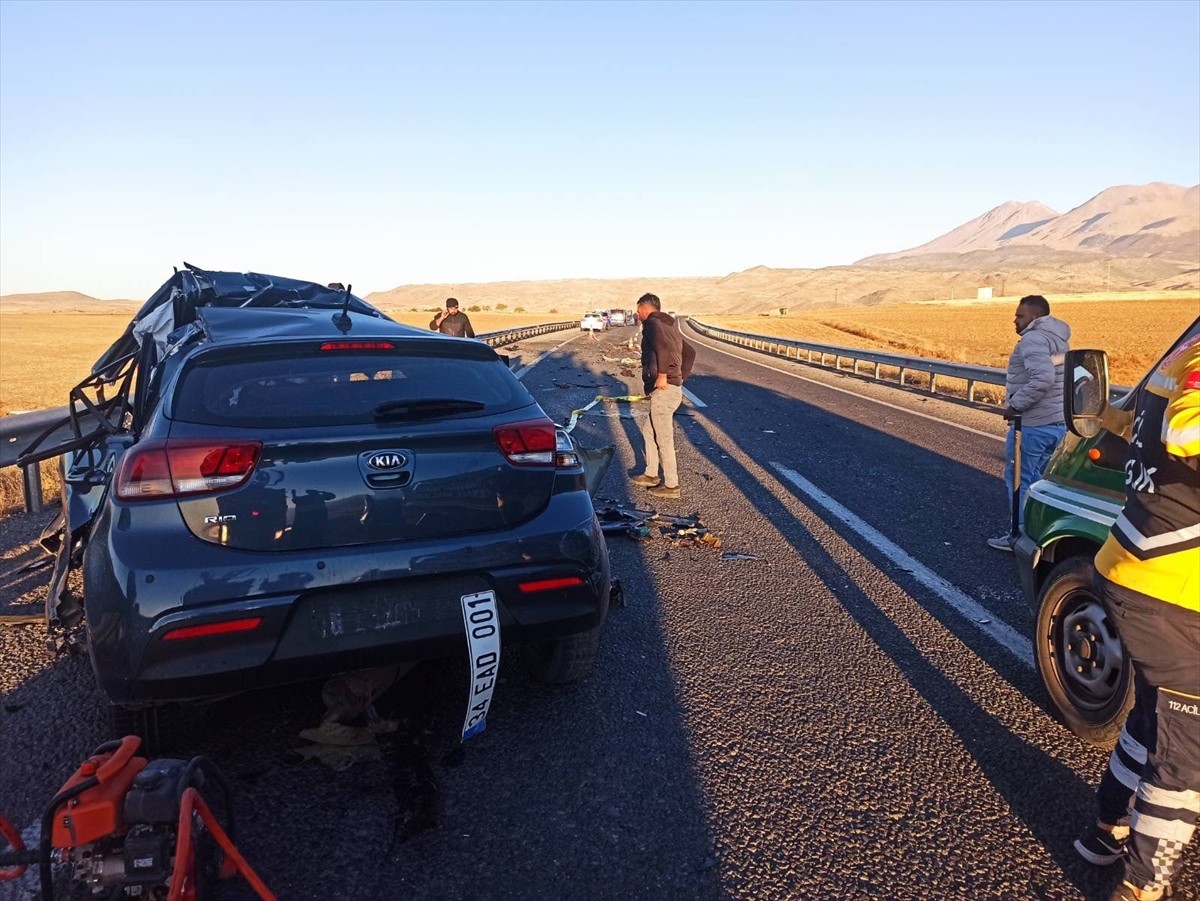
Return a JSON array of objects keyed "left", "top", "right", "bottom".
[
  {"left": 1034, "top": 556, "right": 1133, "bottom": 748},
  {"left": 107, "top": 702, "right": 180, "bottom": 756},
  {"left": 524, "top": 626, "right": 602, "bottom": 684}
]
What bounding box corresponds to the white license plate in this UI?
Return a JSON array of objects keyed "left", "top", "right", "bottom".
[{"left": 460, "top": 590, "right": 501, "bottom": 741}]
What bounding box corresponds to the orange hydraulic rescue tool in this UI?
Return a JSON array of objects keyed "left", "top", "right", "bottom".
[{"left": 0, "top": 736, "right": 276, "bottom": 900}]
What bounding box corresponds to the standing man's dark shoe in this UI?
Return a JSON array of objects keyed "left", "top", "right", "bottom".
[
  {"left": 647, "top": 484, "right": 680, "bottom": 499},
  {"left": 630, "top": 474, "right": 660, "bottom": 487}
]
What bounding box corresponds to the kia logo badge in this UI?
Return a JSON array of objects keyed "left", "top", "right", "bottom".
[{"left": 367, "top": 452, "right": 407, "bottom": 471}]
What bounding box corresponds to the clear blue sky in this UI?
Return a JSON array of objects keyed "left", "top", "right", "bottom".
[{"left": 1, "top": 0, "right": 1197, "bottom": 298}]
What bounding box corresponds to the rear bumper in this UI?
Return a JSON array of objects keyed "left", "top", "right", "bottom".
[
  {"left": 123, "top": 564, "right": 607, "bottom": 703},
  {"left": 84, "top": 492, "right": 609, "bottom": 704},
  {"left": 1014, "top": 532, "right": 1042, "bottom": 614}
]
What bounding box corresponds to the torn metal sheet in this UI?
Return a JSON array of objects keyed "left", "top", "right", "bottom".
[{"left": 576, "top": 444, "right": 615, "bottom": 497}]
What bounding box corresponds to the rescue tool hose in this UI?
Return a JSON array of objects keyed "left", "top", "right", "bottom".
[
  {"left": 0, "top": 811, "right": 31, "bottom": 881},
  {"left": 177, "top": 755, "right": 237, "bottom": 867},
  {"left": 169, "top": 788, "right": 276, "bottom": 901}
]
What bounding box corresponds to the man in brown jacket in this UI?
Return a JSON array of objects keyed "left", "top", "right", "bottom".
[{"left": 630, "top": 293, "right": 694, "bottom": 500}]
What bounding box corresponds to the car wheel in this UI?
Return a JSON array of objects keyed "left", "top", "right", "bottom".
[
  {"left": 1034, "top": 556, "right": 1133, "bottom": 747},
  {"left": 524, "top": 626, "right": 602, "bottom": 684},
  {"left": 107, "top": 702, "right": 180, "bottom": 756}
]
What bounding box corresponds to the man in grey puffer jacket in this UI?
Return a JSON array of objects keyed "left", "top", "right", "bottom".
[{"left": 987, "top": 294, "right": 1072, "bottom": 551}]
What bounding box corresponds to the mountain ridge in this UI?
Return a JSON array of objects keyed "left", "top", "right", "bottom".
[{"left": 860, "top": 181, "right": 1199, "bottom": 264}]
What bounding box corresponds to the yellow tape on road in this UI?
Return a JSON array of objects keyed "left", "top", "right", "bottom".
[{"left": 561, "top": 393, "right": 648, "bottom": 434}]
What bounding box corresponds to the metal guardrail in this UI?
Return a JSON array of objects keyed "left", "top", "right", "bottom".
[
  {"left": 687, "top": 319, "right": 1133, "bottom": 406},
  {"left": 1, "top": 321, "right": 581, "bottom": 514},
  {"left": 688, "top": 318, "right": 1008, "bottom": 401},
  {"left": 477, "top": 321, "right": 578, "bottom": 348}
]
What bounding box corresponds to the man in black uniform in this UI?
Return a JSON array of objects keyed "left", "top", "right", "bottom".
[
  {"left": 1073, "top": 327, "right": 1200, "bottom": 901},
  {"left": 430, "top": 298, "right": 475, "bottom": 338}
]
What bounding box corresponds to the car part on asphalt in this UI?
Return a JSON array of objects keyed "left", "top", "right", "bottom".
[
  {"left": 0, "top": 736, "right": 276, "bottom": 900},
  {"left": 593, "top": 504, "right": 749, "bottom": 556}
]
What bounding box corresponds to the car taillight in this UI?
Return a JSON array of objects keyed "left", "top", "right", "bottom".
[
  {"left": 163, "top": 617, "right": 263, "bottom": 641},
  {"left": 554, "top": 429, "right": 579, "bottom": 468},
  {"left": 519, "top": 577, "right": 584, "bottom": 593},
  {"left": 493, "top": 419, "right": 557, "bottom": 466},
  {"left": 115, "top": 439, "right": 262, "bottom": 501},
  {"left": 319, "top": 341, "right": 395, "bottom": 351}
]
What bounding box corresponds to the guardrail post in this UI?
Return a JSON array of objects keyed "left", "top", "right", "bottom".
[
  {"left": 807, "top": 349, "right": 813, "bottom": 363},
  {"left": 967, "top": 380, "right": 976, "bottom": 402},
  {"left": 873, "top": 362, "right": 880, "bottom": 380},
  {"left": 22, "top": 463, "right": 43, "bottom": 514},
  {"left": 852, "top": 359, "right": 859, "bottom": 375},
  {"left": 929, "top": 373, "right": 938, "bottom": 394},
  {"left": 899, "top": 368, "right": 906, "bottom": 386}
]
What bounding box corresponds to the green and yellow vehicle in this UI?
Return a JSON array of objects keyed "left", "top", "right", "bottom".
[{"left": 1016, "top": 316, "right": 1200, "bottom": 747}]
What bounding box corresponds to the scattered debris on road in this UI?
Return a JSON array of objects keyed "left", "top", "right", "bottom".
[
  {"left": 594, "top": 503, "right": 760, "bottom": 562},
  {"left": 610, "top": 577, "right": 625, "bottom": 608}
]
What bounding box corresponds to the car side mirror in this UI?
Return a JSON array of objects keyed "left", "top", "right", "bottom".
[{"left": 1064, "top": 349, "right": 1109, "bottom": 438}]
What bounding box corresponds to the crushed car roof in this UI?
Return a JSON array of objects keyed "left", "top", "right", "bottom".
[
  {"left": 194, "top": 305, "right": 432, "bottom": 345},
  {"left": 92, "top": 263, "right": 394, "bottom": 374}
]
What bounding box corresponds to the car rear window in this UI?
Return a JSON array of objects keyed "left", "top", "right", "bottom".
[{"left": 171, "top": 350, "right": 530, "bottom": 426}]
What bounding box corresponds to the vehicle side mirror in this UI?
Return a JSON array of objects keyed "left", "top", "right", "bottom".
[{"left": 1064, "top": 349, "right": 1109, "bottom": 438}]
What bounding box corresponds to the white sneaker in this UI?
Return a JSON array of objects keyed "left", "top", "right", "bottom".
[{"left": 986, "top": 534, "right": 1016, "bottom": 552}]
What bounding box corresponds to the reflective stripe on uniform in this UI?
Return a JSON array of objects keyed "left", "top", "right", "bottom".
[
  {"left": 1138, "top": 783, "right": 1200, "bottom": 811},
  {"left": 1131, "top": 809, "right": 1198, "bottom": 843},
  {"left": 1114, "top": 513, "right": 1200, "bottom": 553}
]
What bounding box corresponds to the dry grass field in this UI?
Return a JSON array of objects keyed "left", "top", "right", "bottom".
[
  {"left": 2, "top": 293, "right": 1196, "bottom": 513},
  {"left": 702, "top": 293, "right": 1198, "bottom": 388},
  {"left": 0, "top": 309, "right": 568, "bottom": 414}
]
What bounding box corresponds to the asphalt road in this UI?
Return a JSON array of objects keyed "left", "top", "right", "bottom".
[{"left": 1, "top": 323, "right": 1196, "bottom": 900}]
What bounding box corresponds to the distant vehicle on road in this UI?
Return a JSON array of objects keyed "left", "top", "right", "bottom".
[
  {"left": 1017, "top": 315, "right": 1199, "bottom": 746},
  {"left": 580, "top": 311, "right": 607, "bottom": 332},
  {"left": 22, "top": 265, "right": 612, "bottom": 750},
  {"left": 608, "top": 309, "right": 627, "bottom": 327}
]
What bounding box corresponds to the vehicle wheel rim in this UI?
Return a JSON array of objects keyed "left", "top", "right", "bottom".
[{"left": 1053, "top": 588, "right": 1125, "bottom": 712}]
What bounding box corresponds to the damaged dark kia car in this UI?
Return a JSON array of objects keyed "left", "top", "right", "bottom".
[{"left": 22, "top": 265, "right": 610, "bottom": 747}]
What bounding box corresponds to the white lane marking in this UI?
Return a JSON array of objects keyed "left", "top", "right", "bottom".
[
  {"left": 687, "top": 328, "right": 1004, "bottom": 443},
  {"left": 682, "top": 386, "right": 707, "bottom": 408},
  {"left": 513, "top": 330, "right": 586, "bottom": 380},
  {"left": 770, "top": 461, "right": 1034, "bottom": 668}
]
